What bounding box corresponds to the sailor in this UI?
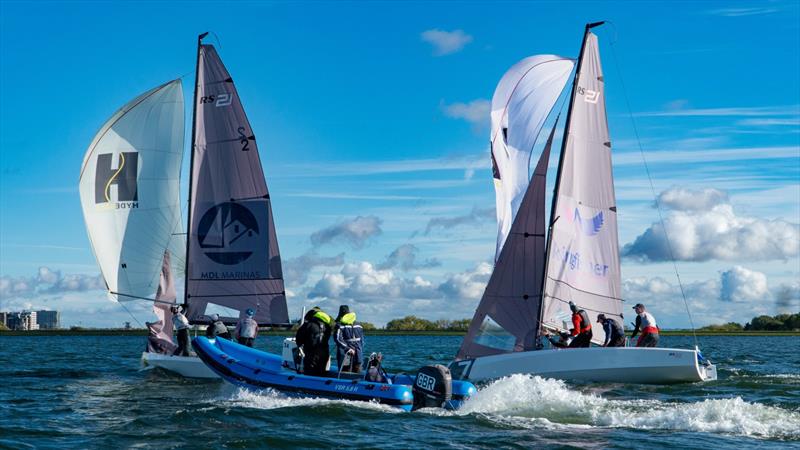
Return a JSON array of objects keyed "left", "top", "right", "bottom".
[
  {"left": 333, "top": 305, "right": 364, "bottom": 373},
  {"left": 234, "top": 309, "right": 258, "bottom": 347},
  {"left": 567, "top": 301, "right": 593, "bottom": 348},
  {"left": 171, "top": 305, "right": 191, "bottom": 356},
  {"left": 597, "top": 314, "right": 625, "bottom": 347},
  {"left": 205, "top": 313, "right": 231, "bottom": 340},
  {"left": 295, "top": 307, "right": 332, "bottom": 376},
  {"left": 543, "top": 329, "right": 571, "bottom": 349},
  {"left": 630, "top": 303, "right": 659, "bottom": 347}
]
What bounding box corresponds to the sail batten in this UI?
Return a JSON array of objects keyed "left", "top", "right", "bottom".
[{"left": 185, "top": 44, "right": 288, "bottom": 326}]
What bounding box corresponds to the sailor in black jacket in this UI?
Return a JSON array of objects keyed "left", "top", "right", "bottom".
[
  {"left": 295, "top": 308, "right": 332, "bottom": 376},
  {"left": 333, "top": 305, "right": 365, "bottom": 373}
]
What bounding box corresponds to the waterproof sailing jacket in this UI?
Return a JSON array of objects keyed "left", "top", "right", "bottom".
[
  {"left": 295, "top": 314, "right": 332, "bottom": 376},
  {"left": 601, "top": 318, "right": 624, "bottom": 346},
  {"left": 235, "top": 317, "right": 258, "bottom": 339},
  {"left": 570, "top": 310, "right": 592, "bottom": 336},
  {"left": 333, "top": 312, "right": 365, "bottom": 367}
]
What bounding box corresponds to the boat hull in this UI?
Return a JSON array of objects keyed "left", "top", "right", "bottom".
[
  {"left": 192, "top": 336, "right": 474, "bottom": 411},
  {"left": 141, "top": 351, "right": 220, "bottom": 379},
  {"left": 449, "top": 347, "right": 717, "bottom": 384}
]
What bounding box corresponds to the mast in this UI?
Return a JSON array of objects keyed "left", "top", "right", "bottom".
[
  {"left": 538, "top": 21, "right": 605, "bottom": 330},
  {"left": 183, "top": 32, "right": 208, "bottom": 311}
]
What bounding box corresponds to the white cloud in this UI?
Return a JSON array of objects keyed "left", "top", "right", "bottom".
[
  {"left": 720, "top": 266, "right": 770, "bottom": 302},
  {"left": 377, "top": 244, "right": 440, "bottom": 271},
  {"left": 422, "top": 206, "right": 495, "bottom": 235},
  {"left": 657, "top": 187, "right": 728, "bottom": 211},
  {"left": 0, "top": 266, "right": 105, "bottom": 298},
  {"left": 283, "top": 251, "right": 345, "bottom": 284},
  {"left": 635, "top": 104, "right": 799, "bottom": 117},
  {"left": 775, "top": 282, "right": 800, "bottom": 312},
  {"left": 310, "top": 215, "right": 383, "bottom": 249},
  {"left": 707, "top": 7, "right": 779, "bottom": 17},
  {"left": 623, "top": 187, "right": 800, "bottom": 262},
  {"left": 420, "top": 29, "right": 473, "bottom": 56},
  {"left": 438, "top": 262, "right": 492, "bottom": 300},
  {"left": 442, "top": 99, "right": 491, "bottom": 129}
]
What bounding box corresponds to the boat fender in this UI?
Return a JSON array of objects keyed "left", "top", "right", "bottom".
[{"left": 412, "top": 364, "right": 452, "bottom": 411}]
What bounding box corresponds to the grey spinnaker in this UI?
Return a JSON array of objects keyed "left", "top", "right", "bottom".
[
  {"left": 185, "top": 43, "right": 288, "bottom": 326},
  {"left": 456, "top": 123, "right": 556, "bottom": 360}
]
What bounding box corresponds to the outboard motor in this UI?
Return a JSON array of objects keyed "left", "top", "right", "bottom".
[{"left": 412, "top": 364, "right": 452, "bottom": 411}]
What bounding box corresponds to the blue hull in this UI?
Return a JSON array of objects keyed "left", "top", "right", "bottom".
[{"left": 192, "top": 337, "right": 474, "bottom": 411}]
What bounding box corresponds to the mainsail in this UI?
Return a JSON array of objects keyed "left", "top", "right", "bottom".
[
  {"left": 456, "top": 124, "right": 557, "bottom": 360},
  {"left": 147, "top": 250, "right": 178, "bottom": 354},
  {"left": 490, "top": 55, "right": 574, "bottom": 259},
  {"left": 79, "top": 80, "right": 184, "bottom": 301},
  {"left": 541, "top": 28, "right": 624, "bottom": 344},
  {"left": 185, "top": 39, "right": 289, "bottom": 326}
]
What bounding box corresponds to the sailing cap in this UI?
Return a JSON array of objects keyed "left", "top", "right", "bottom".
[
  {"left": 210, "top": 313, "right": 219, "bottom": 321},
  {"left": 246, "top": 308, "right": 255, "bottom": 317},
  {"left": 632, "top": 303, "right": 645, "bottom": 309}
]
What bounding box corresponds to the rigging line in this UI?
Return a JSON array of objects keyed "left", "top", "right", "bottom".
[
  {"left": 606, "top": 28, "right": 699, "bottom": 348},
  {"left": 117, "top": 300, "right": 144, "bottom": 329}
]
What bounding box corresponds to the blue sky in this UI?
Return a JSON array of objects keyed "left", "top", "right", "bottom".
[{"left": 1, "top": 1, "right": 798, "bottom": 328}]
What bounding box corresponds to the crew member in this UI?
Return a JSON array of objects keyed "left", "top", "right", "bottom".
[
  {"left": 205, "top": 313, "right": 231, "bottom": 340},
  {"left": 171, "top": 305, "right": 191, "bottom": 356},
  {"left": 543, "top": 330, "right": 571, "bottom": 349},
  {"left": 235, "top": 309, "right": 258, "bottom": 347},
  {"left": 295, "top": 307, "right": 332, "bottom": 376},
  {"left": 597, "top": 314, "right": 625, "bottom": 347},
  {"left": 630, "top": 303, "right": 659, "bottom": 347},
  {"left": 568, "top": 301, "right": 592, "bottom": 348},
  {"left": 333, "top": 305, "right": 364, "bottom": 373}
]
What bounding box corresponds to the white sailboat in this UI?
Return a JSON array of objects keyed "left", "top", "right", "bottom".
[
  {"left": 79, "top": 79, "right": 218, "bottom": 378},
  {"left": 449, "top": 22, "right": 717, "bottom": 384}
]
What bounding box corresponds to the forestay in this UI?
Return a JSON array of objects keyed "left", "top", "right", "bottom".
[
  {"left": 79, "top": 80, "right": 184, "bottom": 301},
  {"left": 185, "top": 44, "right": 288, "bottom": 326},
  {"left": 490, "top": 55, "right": 573, "bottom": 259},
  {"left": 541, "top": 32, "right": 624, "bottom": 344},
  {"left": 456, "top": 124, "right": 556, "bottom": 360}
]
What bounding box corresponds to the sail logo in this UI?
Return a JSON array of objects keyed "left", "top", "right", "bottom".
[
  {"left": 573, "top": 209, "right": 604, "bottom": 236},
  {"left": 578, "top": 87, "right": 600, "bottom": 104},
  {"left": 94, "top": 152, "right": 138, "bottom": 208},
  {"left": 200, "top": 93, "right": 232, "bottom": 107},
  {"left": 197, "top": 202, "right": 260, "bottom": 265}
]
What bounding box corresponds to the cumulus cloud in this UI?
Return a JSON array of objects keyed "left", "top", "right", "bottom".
[
  {"left": 283, "top": 251, "right": 345, "bottom": 285},
  {"left": 720, "top": 266, "right": 770, "bottom": 302},
  {"left": 623, "top": 187, "right": 800, "bottom": 262},
  {"left": 657, "top": 187, "right": 728, "bottom": 211},
  {"left": 308, "top": 261, "right": 439, "bottom": 301},
  {"left": 438, "top": 262, "right": 492, "bottom": 300},
  {"left": 422, "top": 206, "right": 494, "bottom": 236},
  {"left": 420, "top": 29, "right": 473, "bottom": 56},
  {"left": 775, "top": 282, "right": 800, "bottom": 312},
  {"left": 0, "top": 267, "right": 105, "bottom": 298},
  {"left": 377, "top": 244, "right": 441, "bottom": 271},
  {"left": 310, "top": 215, "right": 383, "bottom": 249},
  {"left": 442, "top": 99, "right": 491, "bottom": 129}
]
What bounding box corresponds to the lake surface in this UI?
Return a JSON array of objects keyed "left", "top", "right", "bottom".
[{"left": 1, "top": 334, "right": 798, "bottom": 449}]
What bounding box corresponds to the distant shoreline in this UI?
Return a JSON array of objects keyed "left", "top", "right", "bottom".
[{"left": 1, "top": 329, "right": 798, "bottom": 337}]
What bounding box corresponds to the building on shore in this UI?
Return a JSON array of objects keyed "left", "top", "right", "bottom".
[
  {"left": 36, "top": 310, "right": 60, "bottom": 329},
  {"left": 0, "top": 310, "right": 60, "bottom": 330}
]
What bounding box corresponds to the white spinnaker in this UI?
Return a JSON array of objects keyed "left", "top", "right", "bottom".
[
  {"left": 541, "top": 33, "right": 624, "bottom": 344},
  {"left": 490, "top": 55, "right": 574, "bottom": 259},
  {"left": 79, "top": 80, "right": 184, "bottom": 301}
]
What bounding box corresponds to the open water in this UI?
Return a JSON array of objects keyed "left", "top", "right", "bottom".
[{"left": 0, "top": 334, "right": 798, "bottom": 449}]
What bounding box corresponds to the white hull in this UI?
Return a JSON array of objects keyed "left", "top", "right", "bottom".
[
  {"left": 141, "top": 352, "right": 220, "bottom": 379},
  {"left": 449, "top": 347, "right": 717, "bottom": 384}
]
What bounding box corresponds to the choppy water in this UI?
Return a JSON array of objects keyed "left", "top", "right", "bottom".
[{"left": 0, "top": 335, "right": 798, "bottom": 449}]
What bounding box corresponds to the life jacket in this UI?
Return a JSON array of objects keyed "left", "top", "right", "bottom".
[
  {"left": 338, "top": 312, "right": 356, "bottom": 325},
  {"left": 640, "top": 312, "right": 658, "bottom": 334},
  {"left": 313, "top": 310, "right": 332, "bottom": 326},
  {"left": 575, "top": 310, "right": 592, "bottom": 333}
]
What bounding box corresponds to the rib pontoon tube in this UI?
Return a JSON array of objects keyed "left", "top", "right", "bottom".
[{"left": 192, "top": 337, "right": 475, "bottom": 411}]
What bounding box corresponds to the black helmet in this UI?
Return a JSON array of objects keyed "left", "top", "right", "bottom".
[{"left": 337, "top": 305, "right": 350, "bottom": 320}]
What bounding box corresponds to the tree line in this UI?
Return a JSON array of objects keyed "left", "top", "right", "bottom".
[{"left": 698, "top": 312, "right": 800, "bottom": 332}]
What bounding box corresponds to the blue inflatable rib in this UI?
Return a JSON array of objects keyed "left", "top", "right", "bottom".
[{"left": 192, "top": 336, "right": 475, "bottom": 411}]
